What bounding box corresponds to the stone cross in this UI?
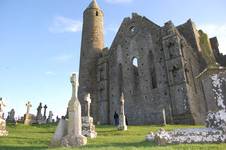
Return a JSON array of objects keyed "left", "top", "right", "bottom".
[
  {"left": 70, "top": 73, "right": 78, "bottom": 99},
  {"left": 68, "top": 73, "right": 81, "bottom": 135},
  {"left": 85, "top": 93, "right": 91, "bottom": 117},
  {"left": 62, "top": 73, "right": 87, "bottom": 146},
  {"left": 0, "top": 98, "right": 6, "bottom": 119},
  {"left": 44, "top": 105, "right": 48, "bottom": 119},
  {"left": 26, "top": 101, "right": 32, "bottom": 114}
]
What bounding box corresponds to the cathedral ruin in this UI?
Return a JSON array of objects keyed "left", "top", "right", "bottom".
[{"left": 78, "top": 0, "right": 226, "bottom": 125}]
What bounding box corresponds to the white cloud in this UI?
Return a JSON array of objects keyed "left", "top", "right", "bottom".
[
  {"left": 45, "top": 71, "right": 56, "bottom": 76},
  {"left": 49, "top": 16, "right": 82, "bottom": 33},
  {"left": 105, "top": 0, "right": 133, "bottom": 4},
  {"left": 198, "top": 24, "right": 226, "bottom": 55},
  {"left": 52, "top": 54, "right": 74, "bottom": 63}
]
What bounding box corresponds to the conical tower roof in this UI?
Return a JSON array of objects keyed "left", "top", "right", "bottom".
[{"left": 87, "top": 0, "right": 100, "bottom": 9}]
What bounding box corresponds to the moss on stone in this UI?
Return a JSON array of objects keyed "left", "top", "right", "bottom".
[{"left": 198, "top": 30, "right": 216, "bottom": 66}]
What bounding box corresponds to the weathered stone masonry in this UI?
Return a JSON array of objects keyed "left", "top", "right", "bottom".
[{"left": 78, "top": 0, "right": 225, "bottom": 125}]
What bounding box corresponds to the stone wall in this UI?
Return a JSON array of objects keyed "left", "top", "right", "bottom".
[
  {"left": 210, "top": 37, "right": 226, "bottom": 67},
  {"left": 78, "top": 1, "right": 223, "bottom": 125},
  {"left": 108, "top": 13, "right": 172, "bottom": 125},
  {"left": 201, "top": 71, "right": 226, "bottom": 112}
]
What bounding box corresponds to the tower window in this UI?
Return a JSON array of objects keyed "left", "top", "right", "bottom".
[{"left": 96, "top": 11, "right": 99, "bottom": 16}]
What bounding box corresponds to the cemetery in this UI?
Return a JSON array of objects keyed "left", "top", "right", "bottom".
[{"left": 1, "top": 0, "right": 226, "bottom": 149}]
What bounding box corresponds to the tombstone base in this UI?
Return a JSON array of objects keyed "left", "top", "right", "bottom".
[
  {"left": 118, "top": 125, "right": 127, "bottom": 131},
  {"left": 0, "top": 130, "right": 8, "bottom": 136},
  {"left": 118, "top": 114, "right": 127, "bottom": 131},
  {"left": 82, "top": 116, "right": 97, "bottom": 138},
  {"left": 24, "top": 114, "right": 36, "bottom": 125},
  {"left": 61, "top": 134, "right": 87, "bottom": 147}
]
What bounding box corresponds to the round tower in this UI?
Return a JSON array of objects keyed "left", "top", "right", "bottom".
[{"left": 78, "top": 0, "right": 104, "bottom": 122}]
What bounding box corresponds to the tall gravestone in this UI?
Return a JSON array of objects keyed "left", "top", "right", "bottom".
[
  {"left": 36, "top": 102, "right": 46, "bottom": 124},
  {"left": 36, "top": 103, "right": 43, "bottom": 120},
  {"left": 82, "top": 93, "right": 97, "bottom": 138},
  {"left": 44, "top": 105, "right": 48, "bottom": 120},
  {"left": 24, "top": 101, "right": 36, "bottom": 125},
  {"left": 0, "top": 98, "right": 8, "bottom": 136},
  {"left": 47, "top": 111, "right": 54, "bottom": 123},
  {"left": 118, "top": 92, "right": 127, "bottom": 131},
  {"left": 6, "top": 109, "right": 16, "bottom": 123},
  {"left": 50, "top": 73, "right": 87, "bottom": 147}
]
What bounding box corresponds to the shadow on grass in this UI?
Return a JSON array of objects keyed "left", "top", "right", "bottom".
[
  {"left": 0, "top": 146, "right": 47, "bottom": 150},
  {"left": 85, "top": 140, "right": 158, "bottom": 149}
]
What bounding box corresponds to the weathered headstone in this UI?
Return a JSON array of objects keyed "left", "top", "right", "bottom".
[
  {"left": 49, "top": 73, "right": 87, "bottom": 147},
  {"left": 36, "top": 102, "right": 46, "bottom": 124},
  {"left": 47, "top": 111, "right": 54, "bottom": 123},
  {"left": 36, "top": 103, "right": 43, "bottom": 120},
  {"left": 24, "top": 101, "right": 36, "bottom": 125},
  {"left": 0, "top": 98, "right": 8, "bottom": 136},
  {"left": 118, "top": 92, "right": 127, "bottom": 131},
  {"left": 6, "top": 109, "right": 16, "bottom": 123},
  {"left": 82, "top": 93, "right": 97, "bottom": 138}
]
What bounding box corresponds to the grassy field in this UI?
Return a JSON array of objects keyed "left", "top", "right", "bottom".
[{"left": 0, "top": 124, "right": 226, "bottom": 150}]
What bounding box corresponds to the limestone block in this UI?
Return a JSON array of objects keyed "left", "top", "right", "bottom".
[
  {"left": 206, "top": 110, "right": 226, "bottom": 131},
  {"left": 118, "top": 114, "right": 127, "bottom": 131},
  {"left": 145, "top": 132, "right": 155, "bottom": 141},
  {"left": 24, "top": 114, "right": 36, "bottom": 125},
  {"left": 148, "top": 128, "right": 226, "bottom": 145},
  {"left": 82, "top": 116, "right": 97, "bottom": 138},
  {"left": 154, "top": 128, "right": 171, "bottom": 145},
  {"left": 61, "top": 134, "right": 87, "bottom": 147}
]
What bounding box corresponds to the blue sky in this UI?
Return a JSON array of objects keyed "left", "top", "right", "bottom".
[{"left": 0, "top": 0, "right": 226, "bottom": 119}]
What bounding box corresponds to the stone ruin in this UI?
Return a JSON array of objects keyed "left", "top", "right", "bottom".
[
  {"left": 78, "top": 0, "right": 226, "bottom": 126},
  {"left": 146, "top": 73, "right": 226, "bottom": 145},
  {"left": 49, "top": 73, "right": 87, "bottom": 147},
  {"left": 0, "top": 98, "right": 8, "bottom": 136}
]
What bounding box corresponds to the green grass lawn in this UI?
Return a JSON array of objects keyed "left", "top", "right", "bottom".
[{"left": 0, "top": 123, "right": 226, "bottom": 150}]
